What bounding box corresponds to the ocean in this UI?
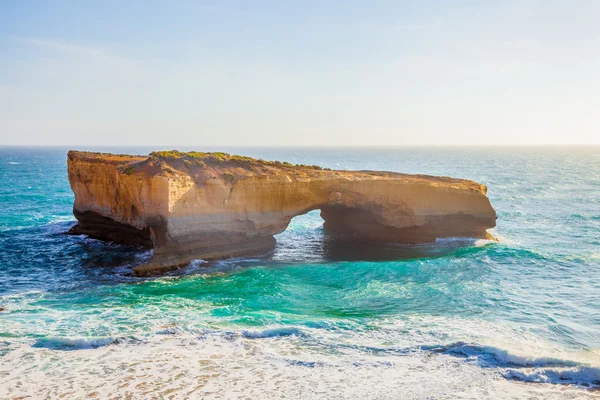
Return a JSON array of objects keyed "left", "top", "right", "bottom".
[{"left": 0, "top": 146, "right": 598, "bottom": 399}]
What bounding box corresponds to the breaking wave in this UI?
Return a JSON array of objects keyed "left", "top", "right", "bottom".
[{"left": 32, "top": 336, "right": 119, "bottom": 350}]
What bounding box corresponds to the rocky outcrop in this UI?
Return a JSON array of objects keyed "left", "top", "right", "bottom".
[{"left": 67, "top": 150, "right": 497, "bottom": 276}]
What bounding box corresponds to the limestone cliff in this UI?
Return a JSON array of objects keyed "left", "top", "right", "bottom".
[{"left": 67, "top": 150, "right": 497, "bottom": 276}]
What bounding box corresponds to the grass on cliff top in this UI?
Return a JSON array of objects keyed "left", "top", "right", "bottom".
[
  {"left": 68, "top": 150, "right": 147, "bottom": 165},
  {"left": 149, "top": 150, "right": 325, "bottom": 170}
]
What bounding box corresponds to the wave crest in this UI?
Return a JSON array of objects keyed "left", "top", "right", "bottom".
[
  {"left": 242, "top": 327, "right": 303, "bottom": 339},
  {"left": 504, "top": 366, "right": 600, "bottom": 387},
  {"left": 32, "top": 337, "right": 119, "bottom": 351}
]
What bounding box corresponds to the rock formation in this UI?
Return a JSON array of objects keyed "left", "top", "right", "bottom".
[{"left": 67, "top": 150, "right": 497, "bottom": 276}]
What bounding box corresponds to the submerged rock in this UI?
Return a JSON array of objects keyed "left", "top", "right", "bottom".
[{"left": 67, "top": 150, "right": 497, "bottom": 276}]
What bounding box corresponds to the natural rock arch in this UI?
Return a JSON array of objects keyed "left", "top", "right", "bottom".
[{"left": 67, "top": 151, "right": 497, "bottom": 276}]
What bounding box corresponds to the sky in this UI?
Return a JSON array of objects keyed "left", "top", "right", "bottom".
[{"left": 0, "top": 0, "right": 599, "bottom": 146}]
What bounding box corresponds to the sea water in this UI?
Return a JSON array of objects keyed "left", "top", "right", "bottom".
[{"left": 0, "top": 146, "right": 598, "bottom": 399}]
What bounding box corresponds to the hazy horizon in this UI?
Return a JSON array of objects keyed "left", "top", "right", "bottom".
[
  {"left": 2, "top": 1, "right": 599, "bottom": 146},
  {"left": 2, "top": 143, "right": 599, "bottom": 149}
]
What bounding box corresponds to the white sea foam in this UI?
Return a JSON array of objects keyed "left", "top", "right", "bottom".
[
  {"left": 1, "top": 315, "right": 598, "bottom": 399},
  {"left": 1, "top": 334, "right": 596, "bottom": 399}
]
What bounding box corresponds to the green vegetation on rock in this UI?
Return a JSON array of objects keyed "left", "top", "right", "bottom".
[{"left": 149, "top": 150, "right": 323, "bottom": 171}]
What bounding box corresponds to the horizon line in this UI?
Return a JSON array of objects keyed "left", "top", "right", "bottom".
[{"left": 1, "top": 144, "right": 599, "bottom": 148}]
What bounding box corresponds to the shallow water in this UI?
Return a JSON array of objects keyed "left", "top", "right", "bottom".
[{"left": 0, "top": 146, "right": 599, "bottom": 399}]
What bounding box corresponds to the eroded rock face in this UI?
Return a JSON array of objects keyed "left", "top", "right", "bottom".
[{"left": 67, "top": 150, "right": 497, "bottom": 275}]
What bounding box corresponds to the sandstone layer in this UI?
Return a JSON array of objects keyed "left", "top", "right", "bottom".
[{"left": 67, "top": 150, "right": 497, "bottom": 276}]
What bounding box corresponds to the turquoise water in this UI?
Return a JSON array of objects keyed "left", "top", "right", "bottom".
[{"left": 0, "top": 146, "right": 599, "bottom": 399}]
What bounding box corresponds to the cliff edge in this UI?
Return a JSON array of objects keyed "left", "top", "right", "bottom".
[{"left": 67, "top": 150, "right": 497, "bottom": 276}]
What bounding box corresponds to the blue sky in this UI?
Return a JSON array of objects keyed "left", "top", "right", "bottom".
[{"left": 1, "top": 1, "right": 599, "bottom": 146}]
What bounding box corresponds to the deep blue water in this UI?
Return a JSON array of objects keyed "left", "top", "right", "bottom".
[{"left": 0, "top": 146, "right": 599, "bottom": 398}]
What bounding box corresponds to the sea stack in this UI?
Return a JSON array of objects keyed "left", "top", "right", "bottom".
[{"left": 67, "top": 150, "right": 497, "bottom": 276}]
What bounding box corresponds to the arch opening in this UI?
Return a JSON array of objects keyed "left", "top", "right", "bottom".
[
  {"left": 272, "top": 209, "right": 326, "bottom": 263},
  {"left": 270, "top": 207, "right": 480, "bottom": 264}
]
